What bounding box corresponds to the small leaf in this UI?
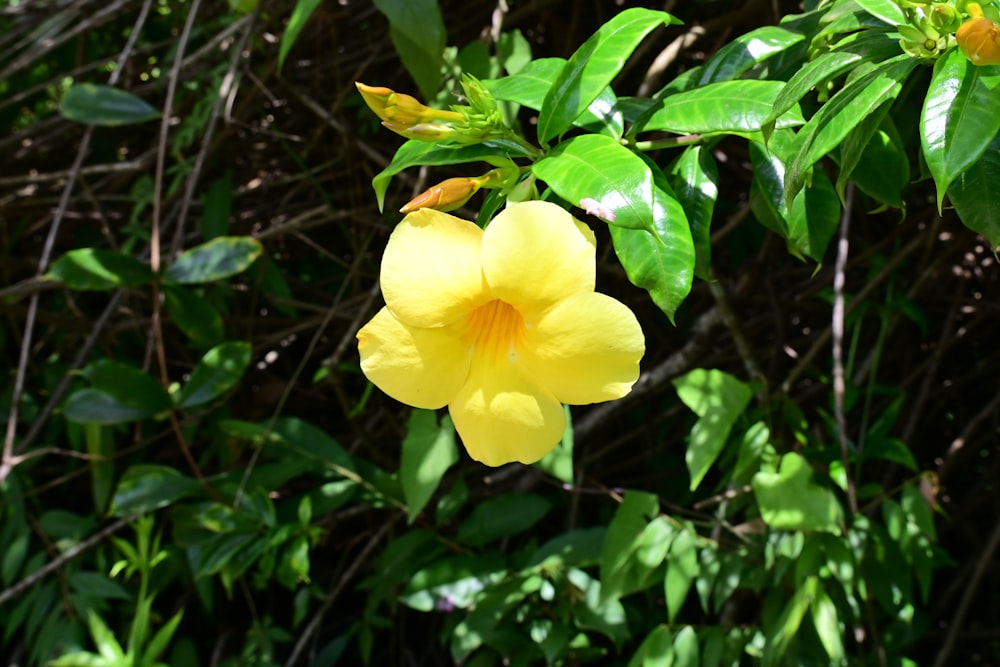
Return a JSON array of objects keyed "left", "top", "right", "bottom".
[
  {"left": 110, "top": 464, "right": 202, "bottom": 517},
  {"left": 922, "top": 49, "right": 1000, "bottom": 211},
  {"left": 59, "top": 84, "right": 160, "bottom": 126},
  {"left": 948, "top": 134, "right": 1000, "bottom": 247},
  {"left": 664, "top": 526, "right": 699, "bottom": 623},
  {"left": 278, "top": 0, "right": 323, "bottom": 71},
  {"left": 752, "top": 452, "right": 843, "bottom": 533},
  {"left": 372, "top": 0, "right": 445, "bottom": 100},
  {"left": 46, "top": 248, "right": 153, "bottom": 290},
  {"left": 538, "top": 8, "right": 679, "bottom": 143},
  {"left": 673, "top": 369, "right": 753, "bottom": 491},
  {"left": 811, "top": 583, "right": 845, "bottom": 661},
  {"left": 638, "top": 80, "right": 804, "bottom": 135},
  {"left": 176, "top": 341, "right": 252, "bottom": 409},
  {"left": 697, "top": 26, "right": 805, "bottom": 85},
  {"left": 163, "top": 284, "right": 225, "bottom": 348},
  {"left": 400, "top": 410, "right": 458, "bottom": 523},
  {"left": 163, "top": 236, "right": 262, "bottom": 284}
]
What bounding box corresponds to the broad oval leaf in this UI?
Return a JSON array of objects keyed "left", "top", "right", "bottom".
[
  {"left": 948, "top": 134, "right": 1000, "bottom": 247},
  {"left": 59, "top": 83, "right": 160, "bottom": 126},
  {"left": 63, "top": 388, "right": 163, "bottom": 425},
  {"left": 853, "top": 0, "right": 906, "bottom": 25},
  {"left": 668, "top": 145, "right": 718, "bottom": 279},
  {"left": 697, "top": 26, "right": 805, "bottom": 85},
  {"left": 456, "top": 493, "right": 550, "bottom": 547},
  {"left": 177, "top": 341, "right": 252, "bottom": 409},
  {"left": 785, "top": 54, "right": 918, "bottom": 206},
  {"left": 163, "top": 284, "right": 225, "bottom": 348},
  {"left": 400, "top": 410, "right": 458, "bottom": 524},
  {"left": 63, "top": 360, "right": 172, "bottom": 424},
  {"left": 163, "top": 236, "right": 262, "bottom": 285},
  {"left": 372, "top": 0, "right": 445, "bottom": 100},
  {"left": 532, "top": 134, "right": 654, "bottom": 231},
  {"left": 372, "top": 139, "right": 535, "bottom": 212},
  {"left": 638, "top": 80, "right": 804, "bottom": 135},
  {"left": 752, "top": 452, "right": 844, "bottom": 533},
  {"left": 46, "top": 248, "right": 153, "bottom": 290},
  {"left": 110, "top": 465, "right": 202, "bottom": 517},
  {"left": 537, "top": 8, "right": 679, "bottom": 143},
  {"left": 921, "top": 48, "right": 1000, "bottom": 210}
]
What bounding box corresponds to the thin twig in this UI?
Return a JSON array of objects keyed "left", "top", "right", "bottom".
[{"left": 832, "top": 184, "right": 858, "bottom": 515}]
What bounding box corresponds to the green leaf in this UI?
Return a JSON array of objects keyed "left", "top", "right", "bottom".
[
  {"left": 673, "top": 369, "right": 753, "bottom": 491},
  {"left": 372, "top": 140, "right": 534, "bottom": 212},
  {"left": 533, "top": 134, "right": 655, "bottom": 230},
  {"left": 638, "top": 80, "right": 804, "bottom": 135},
  {"left": 763, "top": 577, "right": 814, "bottom": 666},
  {"left": 163, "top": 236, "right": 262, "bottom": 284},
  {"left": 400, "top": 410, "right": 458, "bottom": 523},
  {"left": 600, "top": 491, "right": 665, "bottom": 602},
  {"left": 785, "top": 55, "right": 917, "bottom": 205},
  {"left": 163, "top": 284, "right": 225, "bottom": 348},
  {"left": 64, "top": 361, "right": 172, "bottom": 424},
  {"left": 45, "top": 248, "right": 153, "bottom": 290},
  {"left": 810, "top": 583, "right": 845, "bottom": 662},
  {"left": 923, "top": 50, "right": 1000, "bottom": 211},
  {"left": 837, "top": 115, "right": 909, "bottom": 208},
  {"left": 752, "top": 452, "right": 843, "bottom": 533},
  {"left": 176, "top": 341, "right": 252, "bottom": 409},
  {"left": 608, "top": 154, "right": 695, "bottom": 322},
  {"left": 537, "top": 8, "right": 679, "bottom": 143},
  {"left": 110, "top": 464, "right": 202, "bottom": 517},
  {"left": 948, "top": 134, "right": 1000, "bottom": 247},
  {"left": 697, "top": 26, "right": 805, "bottom": 85},
  {"left": 669, "top": 145, "right": 718, "bottom": 279},
  {"left": 664, "top": 526, "right": 699, "bottom": 623},
  {"left": 59, "top": 83, "right": 160, "bottom": 126},
  {"left": 854, "top": 0, "right": 906, "bottom": 24},
  {"left": 627, "top": 625, "right": 673, "bottom": 667},
  {"left": 372, "top": 0, "right": 445, "bottom": 100},
  {"left": 672, "top": 626, "right": 700, "bottom": 667},
  {"left": 278, "top": 0, "right": 323, "bottom": 71},
  {"left": 456, "top": 493, "right": 550, "bottom": 547}
]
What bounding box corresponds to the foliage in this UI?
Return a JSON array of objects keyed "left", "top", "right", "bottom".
[{"left": 3, "top": 0, "right": 999, "bottom": 665}]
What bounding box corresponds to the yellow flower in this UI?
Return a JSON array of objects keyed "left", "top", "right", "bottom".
[
  {"left": 957, "top": 17, "right": 1000, "bottom": 65},
  {"left": 357, "top": 201, "right": 645, "bottom": 466}
]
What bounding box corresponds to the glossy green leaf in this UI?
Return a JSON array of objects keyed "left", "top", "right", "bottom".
[
  {"left": 854, "top": 0, "right": 906, "bottom": 24},
  {"left": 278, "top": 0, "right": 323, "bottom": 70},
  {"left": 697, "top": 26, "right": 804, "bottom": 85},
  {"left": 163, "top": 236, "right": 263, "bottom": 284},
  {"left": 63, "top": 388, "right": 153, "bottom": 425},
  {"left": 372, "top": 0, "right": 445, "bottom": 100},
  {"left": 669, "top": 145, "right": 718, "bottom": 279},
  {"left": 176, "top": 341, "right": 252, "bottom": 409},
  {"left": 673, "top": 369, "right": 753, "bottom": 491},
  {"left": 672, "top": 626, "right": 700, "bottom": 667},
  {"left": 372, "top": 139, "right": 534, "bottom": 212},
  {"left": 786, "top": 167, "right": 840, "bottom": 263},
  {"left": 400, "top": 410, "right": 458, "bottom": 523},
  {"left": 600, "top": 491, "right": 661, "bottom": 602},
  {"left": 811, "top": 582, "right": 845, "bottom": 661},
  {"left": 110, "top": 464, "right": 202, "bottom": 516},
  {"left": 163, "top": 284, "right": 225, "bottom": 348},
  {"left": 608, "top": 155, "right": 695, "bottom": 322},
  {"left": 537, "top": 8, "right": 679, "bottom": 143},
  {"left": 752, "top": 452, "right": 843, "bottom": 533},
  {"left": 836, "top": 113, "right": 909, "bottom": 208},
  {"left": 484, "top": 58, "right": 623, "bottom": 138},
  {"left": 921, "top": 49, "right": 1000, "bottom": 210},
  {"left": 664, "top": 526, "right": 699, "bottom": 623},
  {"left": 785, "top": 55, "right": 917, "bottom": 205},
  {"left": 764, "top": 577, "right": 814, "bottom": 666},
  {"left": 639, "top": 80, "right": 804, "bottom": 135},
  {"left": 45, "top": 248, "right": 153, "bottom": 290},
  {"left": 948, "top": 134, "right": 1000, "bottom": 247},
  {"left": 456, "top": 493, "right": 550, "bottom": 547},
  {"left": 627, "top": 625, "right": 673, "bottom": 667},
  {"left": 533, "top": 134, "right": 654, "bottom": 231},
  {"left": 59, "top": 83, "right": 160, "bottom": 126}
]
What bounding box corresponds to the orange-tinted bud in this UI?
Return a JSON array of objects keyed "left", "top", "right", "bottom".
[
  {"left": 355, "top": 82, "right": 463, "bottom": 127},
  {"left": 957, "top": 17, "right": 1000, "bottom": 65},
  {"left": 400, "top": 177, "right": 481, "bottom": 213}
]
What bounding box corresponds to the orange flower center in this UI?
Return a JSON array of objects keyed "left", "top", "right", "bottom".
[{"left": 464, "top": 299, "right": 526, "bottom": 362}]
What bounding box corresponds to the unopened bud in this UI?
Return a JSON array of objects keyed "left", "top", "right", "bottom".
[
  {"left": 957, "top": 17, "right": 1000, "bottom": 64},
  {"left": 400, "top": 177, "right": 481, "bottom": 213},
  {"left": 356, "top": 82, "right": 463, "bottom": 127}
]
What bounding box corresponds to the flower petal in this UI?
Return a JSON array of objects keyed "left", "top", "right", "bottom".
[
  {"left": 358, "top": 307, "right": 470, "bottom": 409},
  {"left": 521, "top": 292, "right": 644, "bottom": 404},
  {"left": 381, "top": 209, "right": 490, "bottom": 327},
  {"left": 449, "top": 356, "right": 566, "bottom": 466},
  {"left": 482, "top": 201, "right": 596, "bottom": 317}
]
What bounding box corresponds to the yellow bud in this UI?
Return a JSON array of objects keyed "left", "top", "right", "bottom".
[
  {"left": 957, "top": 17, "right": 1000, "bottom": 65},
  {"left": 400, "top": 177, "right": 481, "bottom": 213}
]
